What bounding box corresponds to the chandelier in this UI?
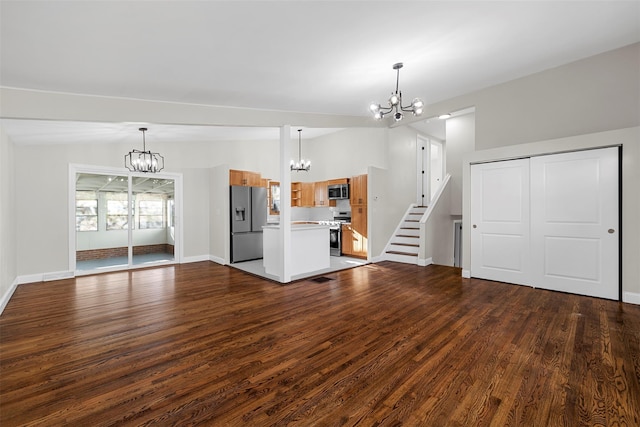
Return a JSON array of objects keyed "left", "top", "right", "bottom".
[
  {"left": 369, "top": 62, "right": 424, "bottom": 122},
  {"left": 124, "top": 127, "right": 164, "bottom": 173},
  {"left": 290, "top": 129, "right": 311, "bottom": 172}
]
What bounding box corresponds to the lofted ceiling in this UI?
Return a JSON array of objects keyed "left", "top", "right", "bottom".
[{"left": 1, "top": 1, "right": 638, "bottom": 144}]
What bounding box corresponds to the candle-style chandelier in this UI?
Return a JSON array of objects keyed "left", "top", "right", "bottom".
[
  {"left": 290, "top": 129, "right": 311, "bottom": 172},
  {"left": 369, "top": 62, "right": 424, "bottom": 122},
  {"left": 124, "top": 127, "right": 164, "bottom": 173}
]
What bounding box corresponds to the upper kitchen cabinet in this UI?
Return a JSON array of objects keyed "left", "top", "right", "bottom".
[
  {"left": 350, "top": 174, "right": 367, "bottom": 205},
  {"left": 313, "top": 181, "right": 338, "bottom": 207},
  {"left": 229, "top": 169, "right": 262, "bottom": 187},
  {"left": 301, "top": 182, "right": 315, "bottom": 207}
]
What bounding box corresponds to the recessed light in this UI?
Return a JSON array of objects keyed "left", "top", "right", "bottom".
[{"left": 438, "top": 113, "right": 452, "bottom": 120}]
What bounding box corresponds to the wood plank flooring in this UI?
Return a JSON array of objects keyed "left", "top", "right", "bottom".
[{"left": 1, "top": 261, "right": 639, "bottom": 426}]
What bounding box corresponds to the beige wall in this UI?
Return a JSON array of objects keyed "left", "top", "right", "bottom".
[
  {"left": 419, "top": 42, "right": 639, "bottom": 150},
  {"left": 0, "top": 126, "right": 17, "bottom": 311},
  {"left": 445, "top": 113, "right": 475, "bottom": 215}
]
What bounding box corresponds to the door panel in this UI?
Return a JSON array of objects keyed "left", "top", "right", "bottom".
[
  {"left": 530, "top": 147, "right": 618, "bottom": 300},
  {"left": 471, "top": 159, "right": 530, "bottom": 285}
]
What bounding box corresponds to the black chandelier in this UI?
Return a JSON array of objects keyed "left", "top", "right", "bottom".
[
  {"left": 290, "top": 129, "right": 311, "bottom": 172},
  {"left": 124, "top": 127, "right": 164, "bottom": 173},
  {"left": 369, "top": 62, "right": 424, "bottom": 122}
]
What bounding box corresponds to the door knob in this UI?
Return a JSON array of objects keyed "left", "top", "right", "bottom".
[
  {"left": 473, "top": 224, "right": 477, "bottom": 228},
  {"left": 608, "top": 229, "right": 615, "bottom": 234}
]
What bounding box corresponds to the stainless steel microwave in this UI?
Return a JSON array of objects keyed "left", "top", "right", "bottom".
[{"left": 328, "top": 184, "right": 349, "bottom": 200}]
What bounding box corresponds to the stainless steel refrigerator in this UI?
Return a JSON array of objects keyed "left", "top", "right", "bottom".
[{"left": 230, "top": 185, "right": 267, "bottom": 263}]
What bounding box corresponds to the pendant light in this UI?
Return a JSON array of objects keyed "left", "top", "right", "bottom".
[
  {"left": 369, "top": 62, "right": 424, "bottom": 122},
  {"left": 124, "top": 127, "right": 164, "bottom": 173},
  {"left": 290, "top": 129, "right": 311, "bottom": 172}
]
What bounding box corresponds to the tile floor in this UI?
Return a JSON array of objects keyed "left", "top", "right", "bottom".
[
  {"left": 77, "top": 252, "right": 367, "bottom": 283},
  {"left": 229, "top": 255, "right": 369, "bottom": 282}
]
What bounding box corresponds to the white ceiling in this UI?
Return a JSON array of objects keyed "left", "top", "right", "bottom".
[{"left": 1, "top": 1, "right": 638, "bottom": 144}]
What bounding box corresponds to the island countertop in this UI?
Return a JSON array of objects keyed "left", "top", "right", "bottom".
[{"left": 262, "top": 223, "right": 330, "bottom": 231}]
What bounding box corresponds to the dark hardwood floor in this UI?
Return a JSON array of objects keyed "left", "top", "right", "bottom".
[{"left": 1, "top": 261, "right": 639, "bottom": 426}]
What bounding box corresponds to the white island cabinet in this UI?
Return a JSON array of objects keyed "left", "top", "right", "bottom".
[{"left": 263, "top": 224, "right": 330, "bottom": 279}]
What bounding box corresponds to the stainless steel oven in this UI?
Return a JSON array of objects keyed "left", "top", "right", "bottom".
[
  {"left": 327, "top": 212, "right": 351, "bottom": 256},
  {"left": 329, "top": 225, "right": 341, "bottom": 256}
]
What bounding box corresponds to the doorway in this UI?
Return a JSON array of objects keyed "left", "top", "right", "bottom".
[
  {"left": 70, "top": 165, "right": 181, "bottom": 275},
  {"left": 417, "top": 135, "right": 445, "bottom": 206}
]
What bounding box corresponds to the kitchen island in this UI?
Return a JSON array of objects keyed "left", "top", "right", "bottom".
[{"left": 263, "top": 223, "right": 330, "bottom": 279}]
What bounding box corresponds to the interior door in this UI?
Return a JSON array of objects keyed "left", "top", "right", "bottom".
[
  {"left": 429, "top": 139, "right": 444, "bottom": 202},
  {"left": 530, "top": 147, "right": 619, "bottom": 300},
  {"left": 471, "top": 159, "right": 530, "bottom": 285}
]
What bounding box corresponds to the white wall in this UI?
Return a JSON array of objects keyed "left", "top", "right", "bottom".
[
  {"left": 420, "top": 42, "right": 640, "bottom": 150},
  {"left": 300, "top": 128, "right": 387, "bottom": 182},
  {"left": 424, "top": 178, "right": 454, "bottom": 266},
  {"left": 369, "top": 166, "right": 391, "bottom": 259},
  {"left": 210, "top": 164, "right": 230, "bottom": 264},
  {"left": 0, "top": 126, "right": 17, "bottom": 312},
  {"left": 385, "top": 126, "right": 419, "bottom": 232},
  {"left": 445, "top": 113, "right": 475, "bottom": 216}
]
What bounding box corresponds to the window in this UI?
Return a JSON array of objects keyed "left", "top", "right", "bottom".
[
  {"left": 76, "top": 191, "right": 98, "bottom": 231},
  {"left": 106, "top": 193, "right": 131, "bottom": 230},
  {"left": 139, "top": 199, "right": 164, "bottom": 229}
]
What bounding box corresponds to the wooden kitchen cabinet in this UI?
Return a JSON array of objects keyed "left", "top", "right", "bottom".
[
  {"left": 350, "top": 205, "right": 368, "bottom": 258},
  {"left": 350, "top": 174, "right": 368, "bottom": 205},
  {"left": 291, "top": 182, "right": 302, "bottom": 207},
  {"left": 328, "top": 178, "right": 349, "bottom": 185},
  {"left": 314, "top": 181, "right": 328, "bottom": 206},
  {"left": 341, "top": 223, "right": 354, "bottom": 256},
  {"left": 301, "top": 182, "right": 315, "bottom": 207},
  {"left": 348, "top": 174, "right": 368, "bottom": 258},
  {"left": 229, "top": 169, "right": 262, "bottom": 186}
]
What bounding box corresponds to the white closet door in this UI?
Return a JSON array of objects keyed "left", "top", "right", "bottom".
[
  {"left": 530, "top": 147, "right": 619, "bottom": 300},
  {"left": 471, "top": 159, "right": 530, "bottom": 285}
]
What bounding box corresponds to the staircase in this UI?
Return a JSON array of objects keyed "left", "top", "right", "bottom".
[{"left": 384, "top": 205, "right": 427, "bottom": 264}]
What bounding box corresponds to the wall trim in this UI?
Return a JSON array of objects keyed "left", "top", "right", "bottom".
[
  {"left": 0, "top": 278, "right": 19, "bottom": 315},
  {"left": 181, "top": 255, "right": 212, "bottom": 264},
  {"left": 43, "top": 270, "right": 75, "bottom": 281},
  {"left": 208, "top": 255, "right": 226, "bottom": 265},
  {"left": 623, "top": 292, "right": 640, "bottom": 305},
  {"left": 461, "top": 269, "right": 471, "bottom": 278},
  {"left": 418, "top": 257, "right": 433, "bottom": 267}
]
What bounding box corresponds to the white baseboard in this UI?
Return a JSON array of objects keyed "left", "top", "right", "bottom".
[
  {"left": 181, "top": 255, "right": 212, "bottom": 264},
  {"left": 16, "top": 273, "right": 46, "bottom": 285},
  {"left": 208, "top": 255, "right": 226, "bottom": 265},
  {"left": 461, "top": 269, "right": 471, "bottom": 278},
  {"left": 418, "top": 257, "right": 433, "bottom": 267},
  {"left": 43, "top": 270, "right": 75, "bottom": 281},
  {"left": 0, "top": 278, "right": 19, "bottom": 316},
  {"left": 623, "top": 291, "right": 640, "bottom": 305}
]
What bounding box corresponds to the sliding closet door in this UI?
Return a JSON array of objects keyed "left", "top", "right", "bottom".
[
  {"left": 470, "top": 159, "right": 530, "bottom": 285},
  {"left": 530, "top": 147, "right": 619, "bottom": 300}
]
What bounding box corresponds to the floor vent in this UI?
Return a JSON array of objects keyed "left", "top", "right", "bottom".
[{"left": 309, "top": 276, "right": 333, "bottom": 283}]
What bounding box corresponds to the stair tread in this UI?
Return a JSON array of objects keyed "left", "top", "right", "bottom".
[
  {"left": 400, "top": 226, "right": 419, "bottom": 230},
  {"left": 405, "top": 219, "right": 420, "bottom": 222},
  {"left": 386, "top": 250, "right": 418, "bottom": 256},
  {"left": 391, "top": 242, "right": 419, "bottom": 247},
  {"left": 396, "top": 234, "right": 419, "bottom": 238}
]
